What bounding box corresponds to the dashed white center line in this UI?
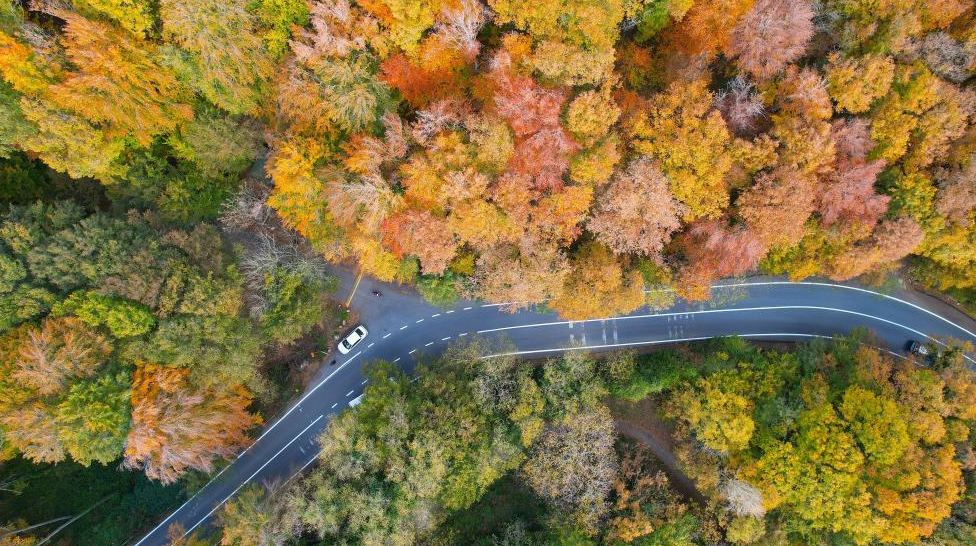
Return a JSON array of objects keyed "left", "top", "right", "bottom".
[
  {"left": 431, "top": 313, "right": 441, "bottom": 317},
  {"left": 409, "top": 349, "right": 417, "bottom": 355},
  {"left": 416, "top": 318, "right": 424, "bottom": 323},
  {"left": 331, "top": 403, "right": 338, "bottom": 409},
  {"left": 411, "top": 376, "right": 420, "bottom": 383},
  {"left": 393, "top": 357, "right": 401, "bottom": 363},
  {"left": 400, "top": 325, "right": 408, "bottom": 330},
  {"left": 383, "top": 333, "right": 391, "bottom": 339},
  {"left": 441, "top": 336, "right": 451, "bottom": 341},
  {"left": 425, "top": 342, "right": 434, "bottom": 347},
  {"left": 445, "top": 310, "right": 454, "bottom": 314},
  {"left": 367, "top": 343, "right": 374, "bottom": 348},
  {"left": 361, "top": 379, "right": 368, "bottom": 385},
  {"left": 345, "top": 390, "right": 355, "bottom": 397},
  {"left": 463, "top": 306, "right": 472, "bottom": 310},
  {"left": 459, "top": 332, "right": 468, "bottom": 337}
]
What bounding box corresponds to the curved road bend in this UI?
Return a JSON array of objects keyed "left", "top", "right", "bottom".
[{"left": 131, "top": 278, "right": 976, "bottom": 546}]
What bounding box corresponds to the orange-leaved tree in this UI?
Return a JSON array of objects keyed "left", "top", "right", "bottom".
[{"left": 124, "top": 365, "right": 260, "bottom": 484}]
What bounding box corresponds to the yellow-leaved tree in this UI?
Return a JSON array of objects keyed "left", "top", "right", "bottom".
[{"left": 629, "top": 79, "right": 736, "bottom": 221}]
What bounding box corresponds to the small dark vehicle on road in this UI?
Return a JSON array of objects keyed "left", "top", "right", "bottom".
[{"left": 908, "top": 340, "right": 930, "bottom": 357}]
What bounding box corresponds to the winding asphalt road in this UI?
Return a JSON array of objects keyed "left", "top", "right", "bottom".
[{"left": 130, "top": 276, "right": 976, "bottom": 546}]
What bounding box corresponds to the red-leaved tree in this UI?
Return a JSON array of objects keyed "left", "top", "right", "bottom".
[
  {"left": 738, "top": 165, "right": 816, "bottom": 248},
  {"left": 819, "top": 162, "right": 889, "bottom": 231},
  {"left": 380, "top": 209, "right": 457, "bottom": 274},
  {"left": 676, "top": 219, "right": 767, "bottom": 300},
  {"left": 727, "top": 0, "right": 814, "bottom": 80},
  {"left": 588, "top": 157, "right": 686, "bottom": 257},
  {"left": 124, "top": 365, "right": 259, "bottom": 484},
  {"left": 490, "top": 52, "right": 579, "bottom": 190}
]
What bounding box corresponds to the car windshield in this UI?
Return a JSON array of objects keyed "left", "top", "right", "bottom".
[{"left": 341, "top": 340, "right": 351, "bottom": 349}]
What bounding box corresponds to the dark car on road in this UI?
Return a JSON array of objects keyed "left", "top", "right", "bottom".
[{"left": 908, "top": 340, "right": 930, "bottom": 357}]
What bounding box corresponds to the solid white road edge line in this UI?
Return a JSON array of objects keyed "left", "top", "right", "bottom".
[
  {"left": 131, "top": 350, "right": 361, "bottom": 546},
  {"left": 475, "top": 305, "right": 972, "bottom": 362},
  {"left": 250, "top": 351, "right": 360, "bottom": 447},
  {"left": 699, "top": 281, "right": 976, "bottom": 341},
  {"left": 476, "top": 305, "right": 922, "bottom": 336},
  {"left": 183, "top": 415, "right": 324, "bottom": 536},
  {"left": 473, "top": 280, "right": 976, "bottom": 342},
  {"left": 281, "top": 455, "right": 319, "bottom": 488},
  {"left": 135, "top": 279, "right": 973, "bottom": 546}
]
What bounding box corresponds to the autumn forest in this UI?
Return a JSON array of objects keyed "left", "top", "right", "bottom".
[{"left": 2, "top": 0, "right": 976, "bottom": 544}]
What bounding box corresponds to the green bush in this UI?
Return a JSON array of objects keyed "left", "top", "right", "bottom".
[
  {"left": 611, "top": 351, "right": 700, "bottom": 402},
  {"left": 612, "top": 373, "right": 657, "bottom": 402},
  {"left": 635, "top": 512, "right": 699, "bottom": 546},
  {"left": 417, "top": 273, "right": 460, "bottom": 308},
  {"left": 54, "top": 290, "right": 156, "bottom": 338},
  {"left": 634, "top": 0, "right": 673, "bottom": 43},
  {"left": 726, "top": 516, "right": 767, "bottom": 546},
  {"left": 259, "top": 267, "right": 336, "bottom": 344}
]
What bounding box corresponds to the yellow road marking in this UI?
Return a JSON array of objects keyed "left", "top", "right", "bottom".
[{"left": 345, "top": 269, "right": 364, "bottom": 307}]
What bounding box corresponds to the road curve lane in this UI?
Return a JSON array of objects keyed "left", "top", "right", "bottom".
[{"left": 130, "top": 278, "right": 976, "bottom": 546}]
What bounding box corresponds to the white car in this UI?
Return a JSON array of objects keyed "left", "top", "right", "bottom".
[{"left": 338, "top": 325, "right": 368, "bottom": 354}]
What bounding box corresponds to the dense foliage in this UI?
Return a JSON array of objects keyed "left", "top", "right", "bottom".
[
  {"left": 1, "top": 0, "right": 976, "bottom": 543},
  {"left": 0, "top": 201, "right": 334, "bottom": 480},
  {"left": 647, "top": 335, "right": 976, "bottom": 546},
  {"left": 180, "top": 336, "right": 976, "bottom": 546},
  {"left": 251, "top": 0, "right": 976, "bottom": 311},
  {"left": 0, "top": 0, "right": 973, "bottom": 315},
  {"left": 0, "top": 455, "right": 186, "bottom": 546}
]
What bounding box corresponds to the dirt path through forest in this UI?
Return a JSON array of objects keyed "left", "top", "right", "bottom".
[{"left": 610, "top": 397, "right": 706, "bottom": 504}]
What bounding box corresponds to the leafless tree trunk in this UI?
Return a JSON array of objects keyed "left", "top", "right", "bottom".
[
  {"left": 0, "top": 516, "right": 71, "bottom": 539},
  {"left": 34, "top": 493, "right": 115, "bottom": 546}
]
